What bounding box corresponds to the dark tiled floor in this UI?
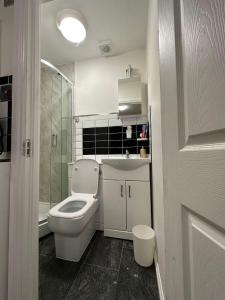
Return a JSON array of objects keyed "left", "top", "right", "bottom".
[{"left": 39, "top": 231, "right": 159, "bottom": 300}]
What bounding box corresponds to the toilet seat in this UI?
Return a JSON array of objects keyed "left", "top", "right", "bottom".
[{"left": 49, "top": 193, "right": 97, "bottom": 219}]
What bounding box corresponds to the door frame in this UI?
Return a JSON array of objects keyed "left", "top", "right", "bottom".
[
  {"left": 158, "top": 0, "right": 183, "bottom": 298},
  {"left": 8, "top": 0, "right": 40, "bottom": 299}
]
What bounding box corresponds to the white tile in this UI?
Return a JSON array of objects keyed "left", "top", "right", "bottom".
[
  {"left": 75, "top": 148, "right": 83, "bottom": 156},
  {"left": 121, "top": 117, "right": 137, "bottom": 126},
  {"left": 108, "top": 154, "right": 124, "bottom": 159},
  {"left": 96, "top": 155, "right": 109, "bottom": 163},
  {"left": 76, "top": 155, "right": 83, "bottom": 161},
  {"left": 136, "top": 116, "right": 148, "bottom": 124},
  {"left": 83, "top": 120, "right": 95, "bottom": 128},
  {"left": 75, "top": 141, "right": 82, "bottom": 149},
  {"left": 76, "top": 134, "right": 83, "bottom": 142},
  {"left": 96, "top": 119, "right": 108, "bottom": 127},
  {"left": 76, "top": 128, "right": 82, "bottom": 135},
  {"left": 108, "top": 118, "right": 122, "bottom": 127},
  {"left": 83, "top": 155, "right": 96, "bottom": 160},
  {"left": 75, "top": 119, "right": 82, "bottom": 128}
]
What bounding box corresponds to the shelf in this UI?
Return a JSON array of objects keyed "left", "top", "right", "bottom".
[{"left": 137, "top": 138, "right": 148, "bottom": 141}]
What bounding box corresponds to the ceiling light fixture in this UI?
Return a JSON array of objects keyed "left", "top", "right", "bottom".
[{"left": 56, "top": 9, "right": 87, "bottom": 45}]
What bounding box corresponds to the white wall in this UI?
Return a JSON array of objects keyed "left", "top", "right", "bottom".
[
  {"left": 0, "top": 162, "right": 10, "bottom": 300},
  {"left": 0, "top": 3, "right": 13, "bottom": 298},
  {"left": 0, "top": 1, "right": 14, "bottom": 75},
  {"left": 147, "top": 0, "right": 166, "bottom": 296},
  {"left": 75, "top": 49, "right": 146, "bottom": 115}
]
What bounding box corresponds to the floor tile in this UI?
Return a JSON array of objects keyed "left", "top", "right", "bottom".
[
  {"left": 86, "top": 231, "right": 123, "bottom": 270},
  {"left": 39, "top": 254, "right": 52, "bottom": 273},
  {"left": 65, "top": 264, "right": 118, "bottom": 300},
  {"left": 123, "top": 239, "right": 133, "bottom": 249},
  {"left": 39, "top": 234, "right": 55, "bottom": 257},
  {"left": 116, "top": 248, "right": 159, "bottom": 300},
  {"left": 39, "top": 257, "right": 81, "bottom": 300}
]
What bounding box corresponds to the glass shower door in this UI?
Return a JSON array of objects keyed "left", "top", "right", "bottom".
[
  {"left": 40, "top": 64, "right": 72, "bottom": 212},
  {"left": 50, "top": 72, "right": 62, "bottom": 207},
  {"left": 61, "top": 78, "right": 72, "bottom": 201}
]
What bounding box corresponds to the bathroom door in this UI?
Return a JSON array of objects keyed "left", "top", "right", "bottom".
[{"left": 159, "top": 0, "right": 225, "bottom": 299}]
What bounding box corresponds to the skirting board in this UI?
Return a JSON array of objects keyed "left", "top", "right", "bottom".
[
  {"left": 154, "top": 256, "right": 166, "bottom": 300},
  {"left": 39, "top": 221, "right": 51, "bottom": 239},
  {"left": 104, "top": 229, "right": 133, "bottom": 240},
  {"left": 95, "top": 222, "right": 104, "bottom": 231}
]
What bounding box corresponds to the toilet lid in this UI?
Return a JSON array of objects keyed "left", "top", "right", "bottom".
[{"left": 71, "top": 159, "right": 99, "bottom": 195}]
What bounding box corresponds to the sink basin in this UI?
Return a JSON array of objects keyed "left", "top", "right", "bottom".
[{"left": 101, "top": 158, "right": 151, "bottom": 171}]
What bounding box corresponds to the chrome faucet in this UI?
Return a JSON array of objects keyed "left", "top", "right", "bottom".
[{"left": 125, "top": 149, "right": 130, "bottom": 159}]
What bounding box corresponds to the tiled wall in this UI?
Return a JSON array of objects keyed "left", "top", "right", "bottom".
[
  {"left": 0, "top": 75, "right": 12, "bottom": 161},
  {"left": 4, "top": 0, "right": 14, "bottom": 7},
  {"left": 73, "top": 115, "right": 150, "bottom": 161}
]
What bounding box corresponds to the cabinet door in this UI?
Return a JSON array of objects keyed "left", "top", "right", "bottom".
[
  {"left": 126, "top": 181, "right": 151, "bottom": 232},
  {"left": 103, "top": 180, "right": 126, "bottom": 231}
]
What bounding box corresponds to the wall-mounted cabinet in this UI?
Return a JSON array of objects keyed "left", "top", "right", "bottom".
[{"left": 118, "top": 77, "right": 147, "bottom": 117}]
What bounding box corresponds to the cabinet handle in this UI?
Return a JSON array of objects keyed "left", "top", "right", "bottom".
[
  {"left": 52, "top": 134, "right": 58, "bottom": 147},
  {"left": 128, "top": 185, "right": 131, "bottom": 198},
  {"left": 121, "top": 185, "right": 124, "bottom": 197}
]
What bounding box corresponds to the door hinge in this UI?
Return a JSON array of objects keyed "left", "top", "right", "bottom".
[{"left": 23, "top": 139, "right": 31, "bottom": 157}]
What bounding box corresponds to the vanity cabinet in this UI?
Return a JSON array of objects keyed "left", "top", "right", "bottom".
[{"left": 102, "top": 160, "right": 151, "bottom": 239}]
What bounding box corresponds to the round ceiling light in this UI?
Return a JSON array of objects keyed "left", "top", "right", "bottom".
[{"left": 56, "top": 9, "right": 87, "bottom": 45}]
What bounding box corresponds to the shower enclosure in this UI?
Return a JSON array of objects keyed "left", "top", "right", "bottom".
[{"left": 39, "top": 60, "right": 73, "bottom": 237}]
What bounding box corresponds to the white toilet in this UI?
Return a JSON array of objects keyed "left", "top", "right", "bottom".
[{"left": 48, "top": 159, "right": 99, "bottom": 262}]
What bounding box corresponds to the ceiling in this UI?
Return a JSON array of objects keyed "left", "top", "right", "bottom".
[{"left": 41, "top": 0, "right": 149, "bottom": 65}]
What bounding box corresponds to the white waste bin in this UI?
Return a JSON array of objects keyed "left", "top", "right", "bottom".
[{"left": 132, "top": 225, "right": 155, "bottom": 267}]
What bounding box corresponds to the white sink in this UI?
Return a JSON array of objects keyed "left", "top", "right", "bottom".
[{"left": 101, "top": 158, "right": 151, "bottom": 171}]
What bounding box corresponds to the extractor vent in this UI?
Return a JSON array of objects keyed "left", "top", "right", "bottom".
[{"left": 98, "top": 40, "right": 112, "bottom": 57}]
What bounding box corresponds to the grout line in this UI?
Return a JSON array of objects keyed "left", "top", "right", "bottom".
[
  {"left": 114, "top": 243, "right": 124, "bottom": 300},
  {"left": 116, "top": 243, "right": 124, "bottom": 282},
  {"left": 84, "top": 262, "right": 119, "bottom": 272}
]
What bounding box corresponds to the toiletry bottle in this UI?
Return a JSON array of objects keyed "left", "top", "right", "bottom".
[
  {"left": 140, "top": 146, "right": 147, "bottom": 158},
  {"left": 126, "top": 125, "right": 132, "bottom": 139}
]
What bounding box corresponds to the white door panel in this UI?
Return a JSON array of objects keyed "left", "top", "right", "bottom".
[
  {"left": 126, "top": 181, "right": 151, "bottom": 232},
  {"left": 103, "top": 180, "right": 126, "bottom": 231},
  {"left": 159, "top": 0, "right": 225, "bottom": 298},
  {"left": 182, "top": 0, "right": 225, "bottom": 137},
  {"left": 183, "top": 210, "right": 225, "bottom": 300}
]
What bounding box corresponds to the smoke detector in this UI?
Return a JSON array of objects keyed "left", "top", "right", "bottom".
[{"left": 98, "top": 40, "right": 112, "bottom": 57}]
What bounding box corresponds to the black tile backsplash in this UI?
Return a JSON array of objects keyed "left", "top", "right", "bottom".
[
  {"left": 96, "top": 133, "right": 108, "bottom": 141},
  {"left": 96, "top": 147, "right": 109, "bottom": 155},
  {"left": 96, "top": 127, "right": 108, "bottom": 134},
  {"left": 83, "top": 127, "right": 95, "bottom": 135},
  {"left": 0, "top": 76, "right": 9, "bottom": 85},
  {"left": 96, "top": 140, "right": 108, "bottom": 148},
  {"left": 0, "top": 85, "right": 12, "bottom": 102},
  {"left": 83, "top": 123, "right": 150, "bottom": 155},
  {"left": 83, "top": 134, "right": 95, "bottom": 142},
  {"left": 0, "top": 75, "right": 12, "bottom": 159},
  {"left": 83, "top": 141, "right": 95, "bottom": 149},
  {"left": 4, "top": 0, "right": 14, "bottom": 7}
]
